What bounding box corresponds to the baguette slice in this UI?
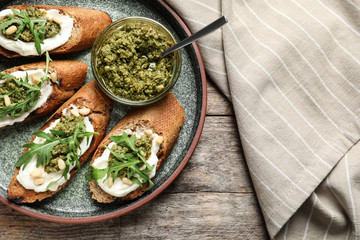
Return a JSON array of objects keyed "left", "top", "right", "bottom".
[
  {"left": 0, "top": 60, "right": 87, "bottom": 129},
  {"left": 0, "top": 5, "right": 112, "bottom": 58},
  {"left": 89, "top": 92, "right": 185, "bottom": 203},
  {"left": 7, "top": 80, "right": 113, "bottom": 203}
]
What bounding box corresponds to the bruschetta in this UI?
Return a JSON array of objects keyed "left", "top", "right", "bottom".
[
  {"left": 87, "top": 92, "right": 184, "bottom": 203},
  {"left": 7, "top": 80, "right": 113, "bottom": 203},
  {"left": 0, "top": 5, "right": 112, "bottom": 57},
  {"left": 0, "top": 57, "right": 87, "bottom": 129}
]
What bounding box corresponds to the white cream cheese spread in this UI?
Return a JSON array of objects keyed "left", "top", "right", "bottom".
[
  {"left": 16, "top": 105, "right": 94, "bottom": 192},
  {"left": 0, "top": 9, "right": 73, "bottom": 56},
  {"left": 92, "top": 129, "right": 161, "bottom": 197},
  {"left": 0, "top": 69, "right": 53, "bottom": 128}
]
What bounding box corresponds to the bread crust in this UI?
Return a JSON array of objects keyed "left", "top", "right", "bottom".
[
  {"left": 0, "top": 60, "right": 88, "bottom": 129},
  {"left": 89, "top": 92, "right": 185, "bottom": 203},
  {"left": 7, "top": 80, "right": 113, "bottom": 203},
  {"left": 0, "top": 5, "right": 112, "bottom": 58}
]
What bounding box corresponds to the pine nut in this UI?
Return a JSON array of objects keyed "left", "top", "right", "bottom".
[
  {"left": 31, "top": 75, "right": 42, "bottom": 84},
  {"left": 156, "top": 136, "right": 163, "bottom": 145},
  {"left": 50, "top": 72, "right": 57, "bottom": 83},
  {"left": 144, "top": 129, "right": 153, "bottom": 136},
  {"left": 140, "top": 150, "right": 146, "bottom": 157},
  {"left": 30, "top": 169, "right": 42, "bottom": 178},
  {"left": 70, "top": 108, "right": 80, "bottom": 117},
  {"left": 156, "top": 84, "right": 164, "bottom": 92},
  {"left": 122, "top": 177, "right": 133, "bottom": 186},
  {"left": 79, "top": 107, "right": 91, "bottom": 116},
  {"left": 108, "top": 177, "right": 114, "bottom": 188},
  {"left": 52, "top": 17, "right": 63, "bottom": 25},
  {"left": 34, "top": 177, "right": 45, "bottom": 186},
  {"left": 5, "top": 25, "right": 17, "bottom": 35},
  {"left": 4, "top": 95, "right": 11, "bottom": 107},
  {"left": 58, "top": 159, "right": 66, "bottom": 170}
]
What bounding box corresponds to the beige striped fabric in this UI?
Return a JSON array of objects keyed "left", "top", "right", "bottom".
[{"left": 165, "top": 0, "right": 360, "bottom": 239}]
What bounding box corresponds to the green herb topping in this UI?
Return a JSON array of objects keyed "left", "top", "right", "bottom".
[
  {"left": 15, "top": 114, "right": 99, "bottom": 189},
  {"left": 86, "top": 132, "right": 156, "bottom": 191},
  {"left": 96, "top": 23, "right": 175, "bottom": 101},
  {"left": 0, "top": 7, "right": 61, "bottom": 55},
  {"left": 0, "top": 51, "right": 52, "bottom": 120}
]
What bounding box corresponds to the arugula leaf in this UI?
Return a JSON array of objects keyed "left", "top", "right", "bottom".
[
  {"left": 42, "top": 51, "right": 52, "bottom": 81},
  {"left": 16, "top": 122, "right": 98, "bottom": 168},
  {"left": 0, "top": 74, "right": 41, "bottom": 119},
  {"left": 0, "top": 52, "right": 52, "bottom": 120},
  {"left": 110, "top": 132, "right": 151, "bottom": 168},
  {"left": 17, "top": 135, "right": 58, "bottom": 169},
  {"left": 15, "top": 119, "right": 99, "bottom": 190},
  {"left": 0, "top": 18, "right": 23, "bottom": 34},
  {"left": 86, "top": 167, "right": 107, "bottom": 182},
  {"left": 129, "top": 165, "right": 154, "bottom": 190},
  {"left": 11, "top": 9, "right": 28, "bottom": 19},
  {"left": 88, "top": 133, "right": 156, "bottom": 191},
  {"left": 109, "top": 159, "right": 141, "bottom": 181},
  {"left": 49, "top": 129, "right": 67, "bottom": 137},
  {"left": 46, "top": 165, "right": 69, "bottom": 190},
  {"left": 0, "top": 9, "right": 51, "bottom": 55}
]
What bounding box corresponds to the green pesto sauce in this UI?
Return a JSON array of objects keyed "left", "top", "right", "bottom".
[
  {"left": 0, "top": 7, "right": 61, "bottom": 42},
  {"left": 44, "top": 115, "right": 84, "bottom": 174},
  {"left": 0, "top": 78, "right": 34, "bottom": 108},
  {"left": 52, "top": 115, "right": 84, "bottom": 136},
  {"left": 109, "top": 134, "right": 152, "bottom": 178},
  {"left": 96, "top": 23, "right": 175, "bottom": 101}
]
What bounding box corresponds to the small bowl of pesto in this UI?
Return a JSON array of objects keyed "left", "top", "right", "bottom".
[{"left": 91, "top": 16, "right": 181, "bottom": 106}]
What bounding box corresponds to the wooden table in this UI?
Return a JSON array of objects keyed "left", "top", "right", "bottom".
[{"left": 0, "top": 81, "right": 269, "bottom": 239}]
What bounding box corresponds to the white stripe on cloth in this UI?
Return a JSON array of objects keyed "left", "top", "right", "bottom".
[
  {"left": 263, "top": 207, "right": 282, "bottom": 229},
  {"left": 205, "top": 67, "right": 227, "bottom": 76},
  {"left": 323, "top": 210, "right": 334, "bottom": 240},
  {"left": 303, "top": 195, "right": 318, "bottom": 240},
  {"left": 345, "top": 155, "right": 357, "bottom": 239},
  {"left": 316, "top": 0, "right": 360, "bottom": 37},
  {"left": 228, "top": 22, "right": 341, "bottom": 169},
  {"left": 243, "top": 0, "right": 359, "bottom": 121},
  {"left": 291, "top": 0, "right": 360, "bottom": 66},
  {"left": 250, "top": 169, "right": 296, "bottom": 212},
  {"left": 189, "top": 0, "right": 220, "bottom": 14},
  {"left": 263, "top": 0, "right": 360, "bottom": 95},
  {"left": 227, "top": 58, "right": 322, "bottom": 181},
  {"left": 198, "top": 43, "right": 224, "bottom": 54},
  {"left": 227, "top": 23, "right": 331, "bottom": 168},
  {"left": 182, "top": 16, "right": 207, "bottom": 26},
  {"left": 235, "top": 1, "right": 345, "bottom": 136},
  {"left": 346, "top": 0, "right": 360, "bottom": 11},
  {"left": 239, "top": 122, "right": 309, "bottom": 196},
  {"left": 196, "top": 43, "right": 226, "bottom": 75},
  {"left": 232, "top": 8, "right": 343, "bottom": 154}
]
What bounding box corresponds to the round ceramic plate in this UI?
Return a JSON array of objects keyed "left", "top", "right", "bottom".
[{"left": 0, "top": 0, "right": 206, "bottom": 222}]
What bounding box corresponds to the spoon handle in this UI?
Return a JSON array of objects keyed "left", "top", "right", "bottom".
[{"left": 161, "top": 16, "right": 228, "bottom": 57}]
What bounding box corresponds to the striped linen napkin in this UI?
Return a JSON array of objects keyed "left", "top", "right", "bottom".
[{"left": 165, "top": 0, "right": 360, "bottom": 239}]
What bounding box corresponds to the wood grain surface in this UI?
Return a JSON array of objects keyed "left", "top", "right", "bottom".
[{"left": 0, "top": 80, "right": 269, "bottom": 240}]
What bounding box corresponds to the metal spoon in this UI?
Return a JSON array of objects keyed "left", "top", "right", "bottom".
[{"left": 161, "top": 16, "right": 228, "bottom": 57}]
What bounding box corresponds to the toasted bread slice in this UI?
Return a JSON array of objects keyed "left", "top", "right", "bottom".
[
  {"left": 7, "top": 80, "right": 113, "bottom": 203},
  {"left": 0, "top": 5, "right": 112, "bottom": 58},
  {"left": 89, "top": 92, "right": 185, "bottom": 203},
  {"left": 0, "top": 60, "right": 87, "bottom": 129}
]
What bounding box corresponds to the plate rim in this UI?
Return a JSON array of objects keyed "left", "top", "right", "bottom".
[{"left": 0, "top": 0, "right": 207, "bottom": 223}]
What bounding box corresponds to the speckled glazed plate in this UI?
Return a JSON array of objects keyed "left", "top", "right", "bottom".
[{"left": 0, "top": 0, "right": 206, "bottom": 222}]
